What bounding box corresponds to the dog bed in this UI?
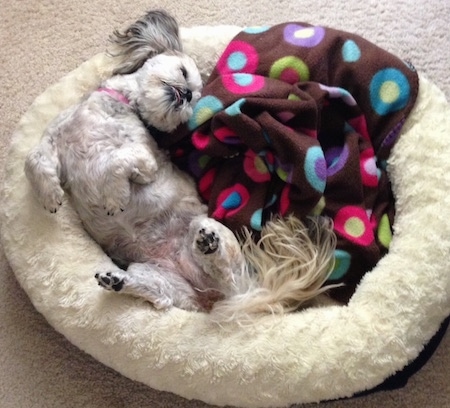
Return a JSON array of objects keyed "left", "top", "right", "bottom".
[{"left": 1, "top": 25, "right": 450, "bottom": 408}]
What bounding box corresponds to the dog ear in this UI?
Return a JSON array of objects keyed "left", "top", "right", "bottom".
[{"left": 108, "top": 10, "right": 182, "bottom": 75}]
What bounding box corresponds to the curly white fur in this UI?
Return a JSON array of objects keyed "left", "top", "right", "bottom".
[{"left": 24, "top": 10, "right": 337, "bottom": 319}]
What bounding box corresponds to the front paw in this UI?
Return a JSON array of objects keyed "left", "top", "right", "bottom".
[
  {"left": 41, "top": 185, "right": 65, "bottom": 213},
  {"left": 102, "top": 188, "right": 130, "bottom": 216},
  {"left": 130, "top": 156, "right": 158, "bottom": 185},
  {"left": 95, "top": 271, "right": 125, "bottom": 292},
  {"left": 130, "top": 166, "right": 156, "bottom": 184},
  {"left": 196, "top": 228, "right": 220, "bottom": 254},
  {"left": 152, "top": 295, "right": 173, "bottom": 310}
]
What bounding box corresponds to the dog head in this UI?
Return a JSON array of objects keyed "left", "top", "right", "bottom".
[
  {"left": 109, "top": 10, "right": 203, "bottom": 132},
  {"left": 133, "top": 51, "right": 202, "bottom": 132}
]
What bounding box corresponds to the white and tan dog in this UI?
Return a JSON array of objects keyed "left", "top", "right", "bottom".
[{"left": 25, "top": 10, "right": 337, "bottom": 320}]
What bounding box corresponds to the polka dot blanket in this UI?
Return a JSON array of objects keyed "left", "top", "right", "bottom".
[{"left": 160, "top": 22, "right": 419, "bottom": 302}]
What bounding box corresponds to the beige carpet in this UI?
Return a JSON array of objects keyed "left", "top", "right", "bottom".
[{"left": 1, "top": 1, "right": 449, "bottom": 407}]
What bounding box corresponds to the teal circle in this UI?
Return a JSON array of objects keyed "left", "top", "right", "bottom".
[
  {"left": 243, "top": 26, "right": 270, "bottom": 34},
  {"left": 188, "top": 95, "right": 223, "bottom": 130},
  {"left": 342, "top": 39, "right": 361, "bottom": 62},
  {"left": 225, "top": 98, "right": 246, "bottom": 116},
  {"left": 304, "top": 146, "right": 327, "bottom": 193},
  {"left": 369, "top": 68, "right": 411, "bottom": 115},
  {"left": 250, "top": 209, "right": 263, "bottom": 231},
  {"left": 233, "top": 73, "right": 254, "bottom": 86},
  {"left": 228, "top": 51, "right": 247, "bottom": 71},
  {"left": 329, "top": 249, "right": 351, "bottom": 280}
]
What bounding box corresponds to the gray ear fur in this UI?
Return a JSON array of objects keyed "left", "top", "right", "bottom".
[{"left": 108, "top": 10, "right": 182, "bottom": 75}]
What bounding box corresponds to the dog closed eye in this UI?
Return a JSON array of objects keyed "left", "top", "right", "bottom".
[{"left": 180, "top": 66, "right": 188, "bottom": 79}]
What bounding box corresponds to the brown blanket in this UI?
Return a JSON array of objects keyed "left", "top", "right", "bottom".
[{"left": 161, "top": 23, "right": 419, "bottom": 301}]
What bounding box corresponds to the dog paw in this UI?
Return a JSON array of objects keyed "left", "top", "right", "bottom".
[
  {"left": 196, "top": 228, "right": 220, "bottom": 255},
  {"left": 130, "top": 155, "right": 158, "bottom": 185},
  {"left": 95, "top": 271, "right": 125, "bottom": 292},
  {"left": 152, "top": 295, "right": 173, "bottom": 310},
  {"left": 130, "top": 165, "right": 156, "bottom": 184},
  {"left": 103, "top": 195, "right": 129, "bottom": 216},
  {"left": 42, "top": 186, "right": 65, "bottom": 213}
]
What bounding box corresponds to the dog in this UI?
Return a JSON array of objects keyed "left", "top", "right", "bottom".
[{"left": 24, "top": 10, "right": 338, "bottom": 321}]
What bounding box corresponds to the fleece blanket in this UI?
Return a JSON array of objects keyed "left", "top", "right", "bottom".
[{"left": 162, "top": 23, "right": 419, "bottom": 300}]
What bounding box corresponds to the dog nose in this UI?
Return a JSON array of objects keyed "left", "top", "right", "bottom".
[{"left": 181, "top": 89, "right": 192, "bottom": 102}]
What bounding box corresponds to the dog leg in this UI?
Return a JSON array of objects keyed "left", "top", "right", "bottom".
[
  {"left": 121, "top": 144, "right": 159, "bottom": 185},
  {"left": 189, "top": 216, "right": 244, "bottom": 287},
  {"left": 25, "top": 133, "right": 64, "bottom": 213},
  {"left": 95, "top": 262, "right": 200, "bottom": 311},
  {"left": 98, "top": 144, "right": 158, "bottom": 215}
]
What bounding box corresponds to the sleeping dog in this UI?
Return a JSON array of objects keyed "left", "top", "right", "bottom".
[{"left": 25, "top": 10, "right": 337, "bottom": 321}]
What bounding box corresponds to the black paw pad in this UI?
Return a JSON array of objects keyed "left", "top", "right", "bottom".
[
  {"left": 95, "top": 272, "right": 125, "bottom": 292},
  {"left": 196, "top": 228, "right": 219, "bottom": 254}
]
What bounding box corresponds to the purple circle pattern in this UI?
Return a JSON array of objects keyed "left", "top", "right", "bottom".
[{"left": 284, "top": 24, "right": 326, "bottom": 48}]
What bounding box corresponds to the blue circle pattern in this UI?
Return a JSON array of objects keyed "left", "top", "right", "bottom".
[
  {"left": 304, "top": 146, "right": 327, "bottom": 193},
  {"left": 369, "top": 68, "right": 411, "bottom": 116},
  {"left": 222, "top": 191, "right": 242, "bottom": 209},
  {"left": 250, "top": 209, "right": 263, "bottom": 231},
  {"left": 243, "top": 26, "right": 271, "bottom": 34},
  {"left": 342, "top": 40, "right": 361, "bottom": 62},
  {"left": 329, "top": 249, "right": 352, "bottom": 280},
  {"left": 228, "top": 51, "right": 247, "bottom": 71},
  {"left": 188, "top": 95, "right": 224, "bottom": 130},
  {"left": 225, "top": 98, "right": 246, "bottom": 116},
  {"left": 233, "top": 73, "right": 254, "bottom": 86}
]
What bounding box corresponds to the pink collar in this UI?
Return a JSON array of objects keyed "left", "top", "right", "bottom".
[{"left": 97, "top": 87, "right": 130, "bottom": 105}]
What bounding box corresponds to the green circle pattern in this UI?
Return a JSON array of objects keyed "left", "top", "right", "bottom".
[{"left": 269, "top": 56, "right": 310, "bottom": 82}]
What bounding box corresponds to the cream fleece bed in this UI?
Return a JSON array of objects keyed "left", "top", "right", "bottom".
[{"left": 1, "top": 26, "right": 450, "bottom": 408}]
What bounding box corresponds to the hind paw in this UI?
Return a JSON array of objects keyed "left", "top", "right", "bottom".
[
  {"left": 196, "top": 228, "right": 220, "bottom": 254},
  {"left": 95, "top": 271, "right": 125, "bottom": 292}
]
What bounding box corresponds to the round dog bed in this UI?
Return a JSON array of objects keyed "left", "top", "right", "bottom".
[{"left": 1, "top": 26, "right": 450, "bottom": 408}]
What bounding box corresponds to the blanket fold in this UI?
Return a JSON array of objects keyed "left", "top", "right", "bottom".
[{"left": 162, "top": 22, "right": 419, "bottom": 301}]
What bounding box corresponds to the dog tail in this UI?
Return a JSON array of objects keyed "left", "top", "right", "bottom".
[
  {"left": 211, "top": 215, "right": 339, "bottom": 324},
  {"left": 109, "top": 10, "right": 183, "bottom": 75}
]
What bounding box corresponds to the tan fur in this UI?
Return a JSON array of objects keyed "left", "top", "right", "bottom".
[{"left": 211, "top": 215, "right": 339, "bottom": 323}]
